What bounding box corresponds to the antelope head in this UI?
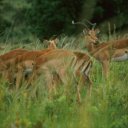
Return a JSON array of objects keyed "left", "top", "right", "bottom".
[
  {"left": 72, "top": 20, "right": 100, "bottom": 48},
  {"left": 84, "top": 28, "right": 100, "bottom": 46},
  {"left": 43, "top": 38, "right": 59, "bottom": 49},
  {"left": 48, "top": 38, "right": 58, "bottom": 49}
]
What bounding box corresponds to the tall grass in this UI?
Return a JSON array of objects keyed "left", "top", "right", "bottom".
[{"left": 0, "top": 36, "right": 128, "bottom": 128}]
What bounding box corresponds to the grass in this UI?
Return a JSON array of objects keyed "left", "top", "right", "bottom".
[{"left": 0, "top": 37, "right": 128, "bottom": 128}]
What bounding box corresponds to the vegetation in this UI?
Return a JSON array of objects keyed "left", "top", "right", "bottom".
[
  {"left": 0, "top": 36, "right": 128, "bottom": 128},
  {"left": 0, "top": 0, "right": 128, "bottom": 41},
  {"left": 0, "top": 0, "right": 128, "bottom": 128}
]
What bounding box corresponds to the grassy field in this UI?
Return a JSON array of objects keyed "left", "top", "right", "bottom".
[{"left": 0, "top": 36, "right": 128, "bottom": 128}]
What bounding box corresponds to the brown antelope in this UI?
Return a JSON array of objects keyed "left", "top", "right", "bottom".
[
  {"left": 26, "top": 49, "right": 92, "bottom": 102},
  {"left": 13, "top": 41, "right": 57, "bottom": 88},
  {"left": 0, "top": 59, "right": 35, "bottom": 87},
  {"left": 0, "top": 48, "right": 29, "bottom": 82},
  {"left": 84, "top": 25, "right": 128, "bottom": 78},
  {"left": 72, "top": 20, "right": 128, "bottom": 78},
  {"left": 85, "top": 29, "right": 128, "bottom": 78},
  {"left": 0, "top": 40, "right": 56, "bottom": 89},
  {"left": 13, "top": 38, "right": 58, "bottom": 64}
]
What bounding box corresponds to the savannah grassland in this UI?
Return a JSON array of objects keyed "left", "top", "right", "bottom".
[{"left": 0, "top": 35, "right": 128, "bottom": 128}]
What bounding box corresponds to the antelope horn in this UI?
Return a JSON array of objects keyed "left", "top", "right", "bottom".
[
  {"left": 72, "top": 20, "right": 89, "bottom": 30},
  {"left": 83, "top": 19, "right": 96, "bottom": 29}
]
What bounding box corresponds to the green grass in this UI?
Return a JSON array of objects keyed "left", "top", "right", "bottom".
[{"left": 0, "top": 37, "right": 128, "bottom": 128}]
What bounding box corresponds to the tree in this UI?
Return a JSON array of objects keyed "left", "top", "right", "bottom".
[
  {"left": 28, "top": 0, "right": 84, "bottom": 39},
  {"left": 0, "top": 0, "right": 31, "bottom": 42}
]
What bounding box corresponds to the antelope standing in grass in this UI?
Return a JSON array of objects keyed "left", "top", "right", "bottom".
[
  {"left": 12, "top": 39, "right": 58, "bottom": 89},
  {"left": 26, "top": 49, "right": 92, "bottom": 103},
  {"left": 85, "top": 28, "right": 128, "bottom": 78},
  {"left": 72, "top": 21, "right": 128, "bottom": 79},
  {"left": 0, "top": 39, "right": 57, "bottom": 89}
]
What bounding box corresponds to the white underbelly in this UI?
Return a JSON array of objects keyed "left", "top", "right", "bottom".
[{"left": 112, "top": 53, "right": 128, "bottom": 61}]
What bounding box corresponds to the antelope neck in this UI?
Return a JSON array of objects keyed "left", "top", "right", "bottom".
[{"left": 87, "top": 43, "right": 96, "bottom": 53}]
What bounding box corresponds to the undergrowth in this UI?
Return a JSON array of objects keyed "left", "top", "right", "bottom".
[{"left": 0, "top": 37, "right": 128, "bottom": 128}]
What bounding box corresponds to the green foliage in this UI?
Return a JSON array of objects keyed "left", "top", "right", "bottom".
[
  {"left": 0, "top": 36, "right": 128, "bottom": 128},
  {"left": 1, "top": 0, "right": 128, "bottom": 41},
  {"left": 93, "top": 0, "right": 128, "bottom": 32},
  {"left": 0, "top": 0, "right": 32, "bottom": 42},
  {"left": 28, "top": 0, "right": 83, "bottom": 38}
]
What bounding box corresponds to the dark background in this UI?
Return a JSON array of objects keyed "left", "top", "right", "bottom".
[{"left": 0, "top": 0, "right": 128, "bottom": 42}]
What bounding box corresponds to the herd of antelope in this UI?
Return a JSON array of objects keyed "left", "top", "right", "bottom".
[{"left": 0, "top": 21, "right": 128, "bottom": 102}]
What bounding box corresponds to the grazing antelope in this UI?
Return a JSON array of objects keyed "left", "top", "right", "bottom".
[
  {"left": 84, "top": 25, "right": 128, "bottom": 78},
  {"left": 14, "top": 60, "right": 35, "bottom": 89},
  {"left": 13, "top": 38, "right": 58, "bottom": 64},
  {"left": 0, "top": 57, "right": 35, "bottom": 88},
  {"left": 0, "top": 40, "right": 56, "bottom": 89},
  {"left": 0, "top": 48, "right": 29, "bottom": 82},
  {"left": 11, "top": 39, "right": 58, "bottom": 88},
  {"left": 27, "top": 49, "right": 92, "bottom": 102}
]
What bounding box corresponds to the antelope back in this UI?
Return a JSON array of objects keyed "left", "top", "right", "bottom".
[
  {"left": 0, "top": 48, "right": 28, "bottom": 61},
  {"left": 35, "top": 49, "right": 92, "bottom": 82}
]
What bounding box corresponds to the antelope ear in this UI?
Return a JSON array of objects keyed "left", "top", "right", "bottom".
[{"left": 95, "top": 29, "right": 100, "bottom": 34}]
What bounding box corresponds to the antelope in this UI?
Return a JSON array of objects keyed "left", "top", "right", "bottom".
[
  {"left": 86, "top": 29, "right": 128, "bottom": 78},
  {"left": 13, "top": 42, "right": 57, "bottom": 88},
  {"left": 26, "top": 49, "right": 92, "bottom": 103},
  {"left": 0, "top": 40, "right": 56, "bottom": 89},
  {"left": 0, "top": 59, "right": 35, "bottom": 87},
  {"left": 83, "top": 24, "right": 128, "bottom": 78},
  {"left": 13, "top": 38, "right": 58, "bottom": 64},
  {"left": 72, "top": 20, "right": 128, "bottom": 79},
  {"left": 0, "top": 48, "right": 29, "bottom": 82}
]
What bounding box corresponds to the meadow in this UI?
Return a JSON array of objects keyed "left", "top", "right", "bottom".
[{"left": 0, "top": 35, "right": 128, "bottom": 128}]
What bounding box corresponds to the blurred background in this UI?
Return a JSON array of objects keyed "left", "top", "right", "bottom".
[{"left": 0, "top": 0, "right": 128, "bottom": 42}]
